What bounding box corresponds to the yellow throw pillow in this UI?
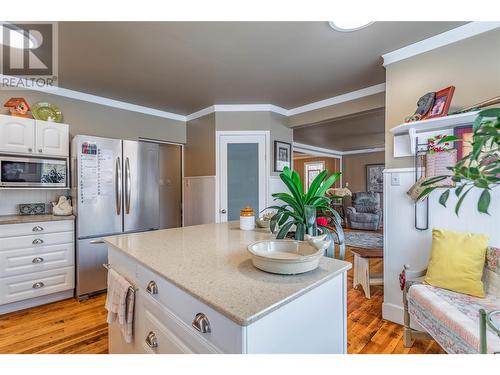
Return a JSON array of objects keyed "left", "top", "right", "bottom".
[{"left": 424, "top": 228, "right": 488, "bottom": 297}]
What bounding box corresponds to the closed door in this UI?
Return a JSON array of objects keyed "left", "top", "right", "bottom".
[
  {"left": 123, "top": 141, "right": 160, "bottom": 232},
  {"left": 35, "top": 121, "right": 69, "bottom": 157},
  {"left": 219, "top": 134, "right": 267, "bottom": 222},
  {"left": 0, "top": 116, "right": 35, "bottom": 154}
]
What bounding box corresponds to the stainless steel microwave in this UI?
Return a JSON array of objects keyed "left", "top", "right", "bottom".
[{"left": 0, "top": 155, "right": 68, "bottom": 188}]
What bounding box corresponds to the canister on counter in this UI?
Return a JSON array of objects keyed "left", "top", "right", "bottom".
[{"left": 240, "top": 207, "right": 255, "bottom": 230}]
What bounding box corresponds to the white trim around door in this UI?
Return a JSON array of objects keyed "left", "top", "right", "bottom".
[{"left": 216, "top": 131, "right": 270, "bottom": 223}]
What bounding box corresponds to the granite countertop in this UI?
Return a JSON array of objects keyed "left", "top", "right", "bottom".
[
  {"left": 0, "top": 214, "right": 75, "bottom": 225},
  {"left": 103, "top": 221, "right": 351, "bottom": 326}
]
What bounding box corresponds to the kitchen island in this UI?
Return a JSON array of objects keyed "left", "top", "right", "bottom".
[{"left": 103, "top": 221, "right": 351, "bottom": 354}]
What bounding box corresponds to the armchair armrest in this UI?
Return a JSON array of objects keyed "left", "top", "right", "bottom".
[{"left": 345, "top": 206, "right": 357, "bottom": 215}]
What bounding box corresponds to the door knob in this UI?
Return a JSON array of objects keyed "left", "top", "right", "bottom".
[
  {"left": 32, "top": 226, "right": 44, "bottom": 232},
  {"left": 32, "top": 239, "right": 44, "bottom": 245},
  {"left": 32, "top": 257, "right": 44, "bottom": 264},
  {"left": 220, "top": 209, "right": 227, "bottom": 214}
]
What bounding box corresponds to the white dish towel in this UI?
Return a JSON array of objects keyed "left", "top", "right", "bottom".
[{"left": 105, "top": 268, "right": 135, "bottom": 343}]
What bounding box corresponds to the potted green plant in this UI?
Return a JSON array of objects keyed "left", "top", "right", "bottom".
[
  {"left": 419, "top": 108, "right": 500, "bottom": 214},
  {"left": 266, "top": 166, "right": 345, "bottom": 258}
]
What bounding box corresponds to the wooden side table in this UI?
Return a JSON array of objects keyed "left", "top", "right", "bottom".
[{"left": 351, "top": 247, "right": 384, "bottom": 299}]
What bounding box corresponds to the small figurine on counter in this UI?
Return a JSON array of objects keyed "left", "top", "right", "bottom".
[
  {"left": 52, "top": 196, "right": 73, "bottom": 216},
  {"left": 3, "top": 97, "right": 32, "bottom": 118}
]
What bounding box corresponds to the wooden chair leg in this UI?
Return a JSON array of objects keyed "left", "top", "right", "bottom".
[
  {"left": 403, "top": 327, "right": 414, "bottom": 347},
  {"left": 357, "top": 256, "right": 370, "bottom": 299},
  {"left": 353, "top": 254, "right": 359, "bottom": 289}
]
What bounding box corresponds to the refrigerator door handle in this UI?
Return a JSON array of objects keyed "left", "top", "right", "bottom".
[
  {"left": 125, "top": 157, "right": 131, "bottom": 214},
  {"left": 115, "top": 157, "right": 122, "bottom": 215}
]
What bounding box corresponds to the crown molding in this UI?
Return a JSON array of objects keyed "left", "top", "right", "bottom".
[
  {"left": 0, "top": 74, "right": 186, "bottom": 122},
  {"left": 382, "top": 22, "right": 500, "bottom": 67},
  {"left": 287, "top": 83, "right": 386, "bottom": 116},
  {"left": 294, "top": 142, "right": 384, "bottom": 157}
]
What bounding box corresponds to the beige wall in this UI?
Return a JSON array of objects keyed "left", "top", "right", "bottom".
[
  {"left": 288, "top": 92, "right": 385, "bottom": 128},
  {"left": 293, "top": 156, "right": 341, "bottom": 192},
  {"left": 342, "top": 151, "right": 385, "bottom": 193},
  {"left": 215, "top": 111, "right": 293, "bottom": 176},
  {"left": 385, "top": 29, "right": 500, "bottom": 168},
  {"left": 0, "top": 91, "right": 186, "bottom": 143},
  {"left": 185, "top": 113, "right": 216, "bottom": 177}
]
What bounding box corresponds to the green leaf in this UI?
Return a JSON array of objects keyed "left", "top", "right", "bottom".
[
  {"left": 282, "top": 166, "right": 292, "bottom": 179},
  {"left": 474, "top": 178, "right": 489, "bottom": 189},
  {"left": 455, "top": 184, "right": 466, "bottom": 197},
  {"left": 478, "top": 108, "right": 500, "bottom": 118},
  {"left": 278, "top": 212, "right": 290, "bottom": 226},
  {"left": 316, "top": 172, "right": 342, "bottom": 197},
  {"left": 291, "top": 170, "right": 304, "bottom": 195},
  {"left": 276, "top": 221, "right": 294, "bottom": 239},
  {"left": 304, "top": 170, "right": 328, "bottom": 202},
  {"left": 422, "top": 175, "right": 448, "bottom": 186},
  {"left": 417, "top": 186, "right": 437, "bottom": 201},
  {"left": 478, "top": 189, "right": 491, "bottom": 214},
  {"left": 439, "top": 189, "right": 450, "bottom": 207},
  {"left": 279, "top": 173, "right": 305, "bottom": 209},
  {"left": 455, "top": 187, "right": 473, "bottom": 215},
  {"left": 437, "top": 135, "right": 460, "bottom": 144},
  {"left": 473, "top": 115, "right": 483, "bottom": 132}
]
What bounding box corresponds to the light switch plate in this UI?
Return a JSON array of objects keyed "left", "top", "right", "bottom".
[{"left": 391, "top": 173, "right": 400, "bottom": 186}]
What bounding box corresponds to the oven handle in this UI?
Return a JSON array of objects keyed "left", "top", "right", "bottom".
[{"left": 115, "top": 157, "right": 122, "bottom": 215}]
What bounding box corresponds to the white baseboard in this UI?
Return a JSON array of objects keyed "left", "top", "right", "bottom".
[
  {"left": 382, "top": 302, "right": 404, "bottom": 325},
  {"left": 0, "top": 289, "right": 74, "bottom": 315}
]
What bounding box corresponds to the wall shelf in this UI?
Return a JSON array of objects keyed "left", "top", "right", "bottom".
[{"left": 390, "top": 111, "right": 479, "bottom": 158}]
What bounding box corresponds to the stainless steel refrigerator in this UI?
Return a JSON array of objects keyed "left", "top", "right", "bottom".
[{"left": 71, "top": 135, "right": 160, "bottom": 299}]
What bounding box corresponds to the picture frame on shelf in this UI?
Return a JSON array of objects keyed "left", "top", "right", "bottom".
[
  {"left": 454, "top": 125, "right": 473, "bottom": 160},
  {"left": 424, "top": 86, "right": 455, "bottom": 120},
  {"left": 366, "top": 164, "right": 384, "bottom": 193},
  {"left": 274, "top": 140, "right": 291, "bottom": 172}
]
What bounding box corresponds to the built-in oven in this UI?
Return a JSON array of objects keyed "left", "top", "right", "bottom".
[{"left": 0, "top": 155, "right": 68, "bottom": 188}]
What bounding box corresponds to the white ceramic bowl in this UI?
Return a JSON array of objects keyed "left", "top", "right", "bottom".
[{"left": 247, "top": 240, "right": 323, "bottom": 275}]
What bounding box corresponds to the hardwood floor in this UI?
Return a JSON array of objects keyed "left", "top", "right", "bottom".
[{"left": 0, "top": 248, "right": 445, "bottom": 354}]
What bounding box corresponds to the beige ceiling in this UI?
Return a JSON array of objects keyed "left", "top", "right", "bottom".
[
  {"left": 58, "top": 21, "right": 465, "bottom": 115},
  {"left": 293, "top": 109, "right": 385, "bottom": 151}
]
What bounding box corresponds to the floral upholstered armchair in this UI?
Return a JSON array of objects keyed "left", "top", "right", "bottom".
[
  {"left": 400, "top": 247, "right": 500, "bottom": 354},
  {"left": 345, "top": 192, "right": 382, "bottom": 231}
]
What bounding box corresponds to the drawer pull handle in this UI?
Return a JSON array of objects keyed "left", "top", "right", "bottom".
[
  {"left": 32, "top": 257, "right": 44, "bottom": 264},
  {"left": 146, "top": 280, "right": 158, "bottom": 295},
  {"left": 32, "top": 239, "right": 44, "bottom": 245},
  {"left": 145, "top": 331, "right": 158, "bottom": 348},
  {"left": 192, "top": 313, "right": 211, "bottom": 334},
  {"left": 32, "top": 226, "right": 44, "bottom": 232},
  {"left": 32, "top": 282, "right": 45, "bottom": 289}
]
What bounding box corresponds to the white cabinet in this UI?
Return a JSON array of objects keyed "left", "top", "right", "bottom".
[
  {"left": 0, "top": 219, "right": 75, "bottom": 314},
  {"left": 35, "top": 121, "right": 69, "bottom": 157},
  {"left": 107, "top": 246, "right": 348, "bottom": 354},
  {"left": 0, "top": 116, "right": 35, "bottom": 154},
  {"left": 0, "top": 114, "right": 69, "bottom": 157}
]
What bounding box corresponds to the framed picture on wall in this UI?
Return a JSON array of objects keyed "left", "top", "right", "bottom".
[
  {"left": 366, "top": 164, "right": 384, "bottom": 193},
  {"left": 274, "top": 141, "right": 291, "bottom": 172},
  {"left": 454, "top": 125, "right": 473, "bottom": 160},
  {"left": 423, "top": 86, "right": 455, "bottom": 120},
  {"left": 304, "top": 161, "right": 325, "bottom": 189}
]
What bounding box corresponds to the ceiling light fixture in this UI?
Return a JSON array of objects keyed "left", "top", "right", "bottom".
[{"left": 328, "top": 21, "right": 374, "bottom": 32}]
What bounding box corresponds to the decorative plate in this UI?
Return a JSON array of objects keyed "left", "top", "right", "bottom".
[{"left": 31, "top": 102, "right": 63, "bottom": 122}]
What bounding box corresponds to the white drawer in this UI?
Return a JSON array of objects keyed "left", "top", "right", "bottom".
[
  {"left": 0, "top": 220, "right": 73, "bottom": 238},
  {"left": 0, "top": 243, "right": 74, "bottom": 278},
  {"left": 0, "top": 266, "right": 74, "bottom": 305},
  {"left": 136, "top": 263, "right": 242, "bottom": 353},
  {"left": 136, "top": 290, "right": 221, "bottom": 354},
  {"left": 0, "top": 232, "right": 73, "bottom": 251}
]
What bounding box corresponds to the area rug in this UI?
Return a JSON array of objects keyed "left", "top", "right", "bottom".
[{"left": 341, "top": 231, "right": 383, "bottom": 249}]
